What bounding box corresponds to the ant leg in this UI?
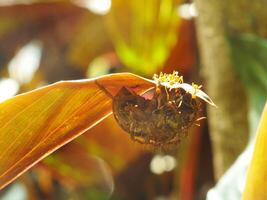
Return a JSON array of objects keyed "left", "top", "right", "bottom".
[
  {"left": 95, "top": 79, "right": 114, "bottom": 99},
  {"left": 195, "top": 116, "right": 206, "bottom": 121},
  {"left": 164, "top": 86, "right": 170, "bottom": 101},
  {"left": 194, "top": 116, "right": 206, "bottom": 126}
]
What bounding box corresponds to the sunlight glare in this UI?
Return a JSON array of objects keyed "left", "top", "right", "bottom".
[
  {"left": 178, "top": 3, "right": 198, "bottom": 19},
  {"left": 150, "top": 155, "right": 177, "bottom": 175},
  {"left": 8, "top": 40, "right": 42, "bottom": 84},
  {"left": 163, "top": 155, "right": 177, "bottom": 172},
  {"left": 81, "top": 0, "right": 111, "bottom": 15},
  {"left": 0, "top": 78, "right": 19, "bottom": 103}
]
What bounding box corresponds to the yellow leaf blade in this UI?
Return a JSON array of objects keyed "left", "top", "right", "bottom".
[{"left": 243, "top": 101, "right": 267, "bottom": 199}]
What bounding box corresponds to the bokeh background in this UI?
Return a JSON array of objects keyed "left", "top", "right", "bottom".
[{"left": 0, "top": 0, "right": 266, "bottom": 200}]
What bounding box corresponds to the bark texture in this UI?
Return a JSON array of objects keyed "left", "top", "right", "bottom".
[{"left": 193, "top": 0, "right": 265, "bottom": 179}]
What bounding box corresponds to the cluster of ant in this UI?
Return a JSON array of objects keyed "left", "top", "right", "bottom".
[{"left": 111, "top": 71, "right": 214, "bottom": 148}]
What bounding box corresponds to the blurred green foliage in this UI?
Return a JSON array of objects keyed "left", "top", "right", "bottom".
[
  {"left": 230, "top": 33, "right": 267, "bottom": 136},
  {"left": 106, "top": 0, "right": 180, "bottom": 75}
]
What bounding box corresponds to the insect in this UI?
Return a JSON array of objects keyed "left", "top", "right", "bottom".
[{"left": 96, "top": 72, "right": 215, "bottom": 148}]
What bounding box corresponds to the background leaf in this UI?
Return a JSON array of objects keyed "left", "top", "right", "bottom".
[
  {"left": 0, "top": 72, "right": 154, "bottom": 190},
  {"left": 106, "top": 0, "right": 180, "bottom": 75},
  {"left": 230, "top": 33, "right": 267, "bottom": 138}
]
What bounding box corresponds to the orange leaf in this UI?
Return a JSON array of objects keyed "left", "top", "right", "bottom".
[{"left": 0, "top": 73, "right": 154, "bottom": 190}]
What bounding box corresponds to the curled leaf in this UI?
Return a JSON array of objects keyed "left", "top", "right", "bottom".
[{"left": 0, "top": 73, "right": 154, "bottom": 190}]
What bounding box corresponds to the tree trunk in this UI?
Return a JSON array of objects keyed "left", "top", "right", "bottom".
[{"left": 193, "top": 0, "right": 258, "bottom": 179}]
